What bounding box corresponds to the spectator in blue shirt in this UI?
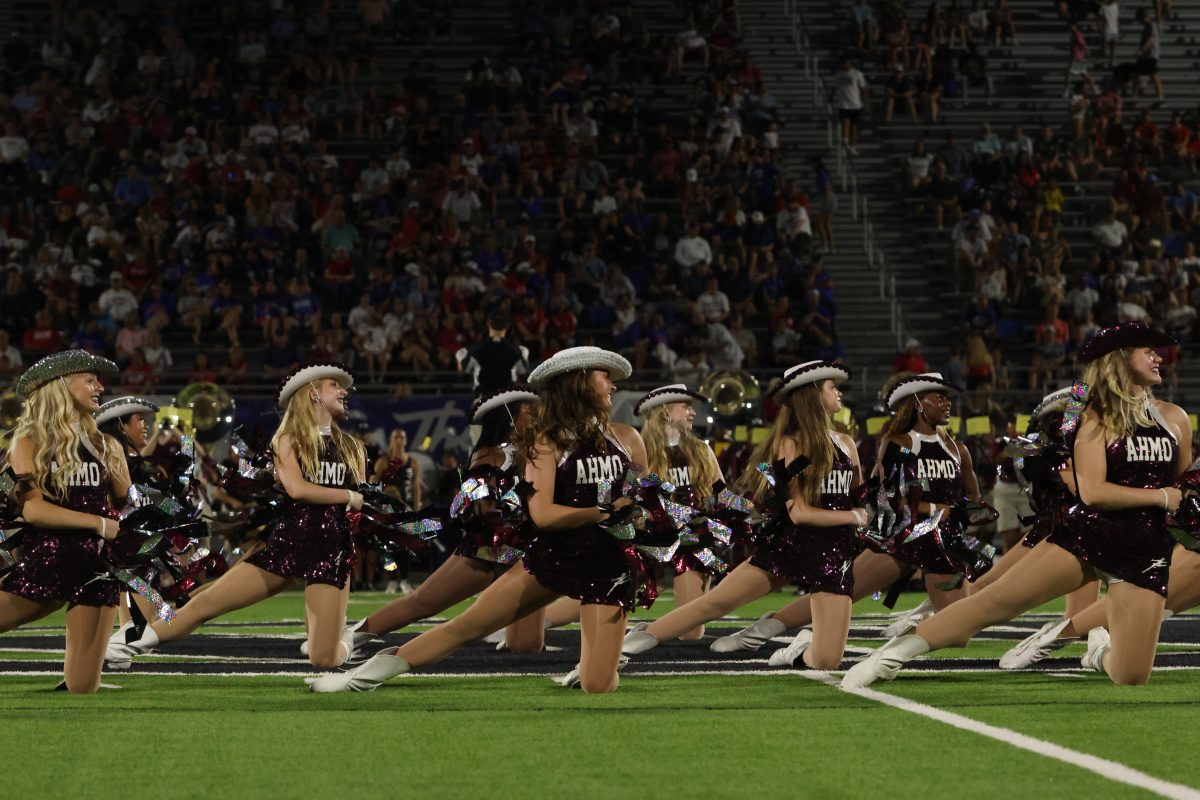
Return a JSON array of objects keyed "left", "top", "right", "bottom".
[{"left": 114, "top": 165, "right": 153, "bottom": 209}]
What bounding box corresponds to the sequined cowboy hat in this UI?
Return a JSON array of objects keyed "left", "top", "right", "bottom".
[
  {"left": 15, "top": 350, "right": 118, "bottom": 398},
  {"left": 95, "top": 396, "right": 160, "bottom": 427},
  {"left": 772, "top": 360, "right": 852, "bottom": 399},
  {"left": 275, "top": 363, "right": 354, "bottom": 409},
  {"left": 1077, "top": 322, "right": 1175, "bottom": 364},
  {"left": 885, "top": 372, "right": 962, "bottom": 410},
  {"left": 634, "top": 384, "right": 708, "bottom": 416},
  {"left": 527, "top": 346, "right": 631, "bottom": 388},
  {"left": 1030, "top": 387, "right": 1072, "bottom": 420},
  {"left": 472, "top": 383, "right": 539, "bottom": 423}
]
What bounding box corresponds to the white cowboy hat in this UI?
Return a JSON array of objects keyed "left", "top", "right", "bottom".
[
  {"left": 472, "top": 384, "right": 539, "bottom": 423},
  {"left": 773, "top": 360, "right": 851, "bottom": 398},
  {"left": 275, "top": 362, "right": 354, "bottom": 409},
  {"left": 634, "top": 384, "right": 707, "bottom": 416},
  {"left": 885, "top": 372, "right": 962, "bottom": 409},
  {"left": 95, "top": 396, "right": 160, "bottom": 427},
  {"left": 1031, "top": 387, "right": 1073, "bottom": 420},
  {"left": 527, "top": 346, "right": 631, "bottom": 388}
]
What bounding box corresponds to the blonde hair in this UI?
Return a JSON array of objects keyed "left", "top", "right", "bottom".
[
  {"left": 641, "top": 404, "right": 719, "bottom": 500},
  {"left": 12, "top": 378, "right": 125, "bottom": 499},
  {"left": 1081, "top": 350, "right": 1154, "bottom": 439},
  {"left": 271, "top": 384, "right": 365, "bottom": 484},
  {"left": 736, "top": 382, "right": 834, "bottom": 506}
]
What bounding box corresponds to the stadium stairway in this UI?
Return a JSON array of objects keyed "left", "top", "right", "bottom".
[{"left": 795, "top": 0, "right": 1200, "bottom": 406}]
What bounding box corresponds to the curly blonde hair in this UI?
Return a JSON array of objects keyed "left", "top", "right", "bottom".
[
  {"left": 1081, "top": 350, "right": 1155, "bottom": 439},
  {"left": 271, "top": 384, "right": 365, "bottom": 485},
  {"left": 641, "top": 404, "right": 719, "bottom": 499}
]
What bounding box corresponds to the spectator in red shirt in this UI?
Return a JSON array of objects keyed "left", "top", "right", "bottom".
[
  {"left": 189, "top": 352, "right": 218, "bottom": 384},
  {"left": 892, "top": 337, "right": 928, "bottom": 374},
  {"left": 1029, "top": 304, "right": 1069, "bottom": 389},
  {"left": 219, "top": 346, "right": 248, "bottom": 386},
  {"left": 22, "top": 310, "right": 64, "bottom": 356},
  {"left": 122, "top": 348, "right": 158, "bottom": 392}
]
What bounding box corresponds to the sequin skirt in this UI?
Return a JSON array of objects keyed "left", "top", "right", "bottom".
[
  {"left": 750, "top": 522, "right": 861, "bottom": 596},
  {"left": 523, "top": 525, "right": 637, "bottom": 609},
  {"left": 1047, "top": 506, "right": 1173, "bottom": 596},
  {"left": 247, "top": 505, "right": 353, "bottom": 588},
  {"left": 453, "top": 523, "right": 525, "bottom": 568},
  {"left": 2, "top": 530, "right": 120, "bottom": 607},
  {"left": 886, "top": 519, "right": 965, "bottom": 576},
  {"left": 1022, "top": 496, "right": 1070, "bottom": 549},
  {"left": 670, "top": 549, "right": 718, "bottom": 576}
]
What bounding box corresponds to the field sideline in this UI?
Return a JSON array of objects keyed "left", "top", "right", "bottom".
[{"left": 3, "top": 591, "right": 1199, "bottom": 800}]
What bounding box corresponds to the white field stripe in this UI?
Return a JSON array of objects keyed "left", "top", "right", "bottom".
[{"left": 801, "top": 672, "right": 1200, "bottom": 800}]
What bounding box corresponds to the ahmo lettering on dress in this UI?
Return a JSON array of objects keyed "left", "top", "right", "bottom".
[
  {"left": 916, "top": 459, "right": 958, "bottom": 481},
  {"left": 1123, "top": 436, "right": 1174, "bottom": 463},
  {"left": 668, "top": 466, "right": 691, "bottom": 487},
  {"left": 314, "top": 461, "right": 347, "bottom": 486},
  {"left": 575, "top": 454, "right": 625, "bottom": 485},
  {"left": 49, "top": 461, "right": 103, "bottom": 487},
  {"left": 822, "top": 469, "right": 854, "bottom": 496}
]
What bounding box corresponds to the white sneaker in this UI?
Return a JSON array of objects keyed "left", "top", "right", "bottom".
[
  {"left": 998, "top": 617, "right": 1073, "bottom": 670},
  {"left": 482, "top": 628, "right": 507, "bottom": 646},
  {"left": 398, "top": 580, "right": 416, "bottom": 594},
  {"left": 105, "top": 622, "right": 138, "bottom": 669},
  {"left": 306, "top": 647, "right": 411, "bottom": 692},
  {"left": 709, "top": 612, "right": 787, "bottom": 653},
  {"left": 1080, "top": 627, "right": 1111, "bottom": 674},
  {"left": 384, "top": 580, "right": 400, "bottom": 595},
  {"left": 556, "top": 655, "right": 629, "bottom": 689},
  {"left": 880, "top": 598, "right": 935, "bottom": 639},
  {"left": 621, "top": 622, "right": 658, "bottom": 656},
  {"left": 841, "top": 635, "right": 930, "bottom": 689},
  {"left": 767, "top": 628, "right": 814, "bottom": 667},
  {"left": 299, "top": 620, "right": 377, "bottom": 664}
]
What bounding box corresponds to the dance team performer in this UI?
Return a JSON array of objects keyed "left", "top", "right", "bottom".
[
  {"left": 373, "top": 427, "right": 421, "bottom": 594},
  {"left": 110, "top": 363, "right": 366, "bottom": 669},
  {"left": 844, "top": 323, "right": 1189, "bottom": 688},
  {"left": 635, "top": 383, "right": 722, "bottom": 639},
  {"left": 0, "top": 351, "right": 128, "bottom": 693},
  {"left": 715, "top": 372, "right": 984, "bottom": 664},
  {"left": 309, "top": 346, "right": 646, "bottom": 693},
  {"left": 338, "top": 383, "right": 546, "bottom": 656},
  {"left": 622, "top": 361, "right": 867, "bottom": 671}
]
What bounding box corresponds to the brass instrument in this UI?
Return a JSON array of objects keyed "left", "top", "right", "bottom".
[
  {"left": 699, "top": 369, "right": 761, "bottom": 418},
  {"left": 171, "top": 382, "right": 236, "bottom": 443}
]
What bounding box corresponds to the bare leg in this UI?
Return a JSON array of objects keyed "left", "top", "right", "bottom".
[
  {"left": 544, "top": 597, "right": 581, "bottom": 627},
  {"left": 504, "top": 606, "right": 546, "bottom": 653},
  {"left": 395, "top": 564, "right": 559, "bottom": 667},
  {"left": 1065, "top": 546, "right": 1200, "bottom": 638},
  {"left": 361, "top": 555, "right": 495, "bottom": 635},
  {"left": 63, "top": 604, "right": 116, "bottom": 694},
  {"left": 578, "top": 603, "right": 628, "bottom": 694},
  {"left": 672, "top": 569, "right": 710, "bottom": 640},
  {"left": 1103, "top": 581, "right": 1165, "bottom": 684},
  {"left": 644, "top": 561, "right": 783, "bottom": 643},
  {"left": 150, "top": 562, "right": 294, "bottom": 642},
  {"left": 773, "top": 549, "right": 906, "bottom": 628},
  {"left": 0, "top": 591, "right": 62, "bottom": 632},
  {"left": 804, "top": 592, "right": 852, "bottom": 669},
  {"left": 304, "top": 581, "right": 351, "bottom": 669},
  {"left": 968, "top": 541, "right": 1031, "bottom": 594},
  {"left": 1064, "top": 580, "right": 1101, "bottom": 617},
  {"left": 915, "top": 541, "right": 1090, "bottom": 650}
]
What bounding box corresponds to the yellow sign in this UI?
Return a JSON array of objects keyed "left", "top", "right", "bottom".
[
  {"left": 1190, "top": 413, "right": 1199, "bottom": 431},
  {"left": 1016, "top": 414, "right": 1031, "bottom": 433},
  {"left": 734, "top": 425, "right": 749, "bottom": 442},
  {"left": 155, "top": 405, "right": 193, "bottom": 431},
  {"left": 946, "top": 416, "right": 962, "bottom": 434},
  {"left": 866, "top": 416, "right": 889, "bottom": 435},
  {"left": 751, "top": 427, "right": 769, "bottom": 444},
  {"left": 833, "top": 407, "right": 852, "bottom": 426},
  {"left": 965, "top": 416, "right": 991, "bottom": 436}
]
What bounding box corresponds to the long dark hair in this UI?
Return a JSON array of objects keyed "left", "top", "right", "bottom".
[
  {"left": 475, "top": 402, "right": 530, "bottom": 450},
  {"left": 514, "top": 370, "right": 610, "bottom": 462}
]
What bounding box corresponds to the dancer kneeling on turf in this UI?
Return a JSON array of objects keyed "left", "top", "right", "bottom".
[
  {"left": 844, "top": 323, "right": 1189, "bottom": 688},
  {"left": 622, "top": 361, "right": 867, "bottom": 670},
  {"left": 309, "top": 346, "right": 647, "bottom": 694},
  {"left": 111, "top": 363, "right": 366, "bottom": 669},
  {"left": 713, "top": 371, "right": 984, "bottom": 662},
  {"left": 0, "top": 351, "right": 128, "bottom": 693}
]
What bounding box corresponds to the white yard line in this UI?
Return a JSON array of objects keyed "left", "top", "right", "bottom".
[{"left": 800, "top": 671, "right": 1200, "bottom": 800}]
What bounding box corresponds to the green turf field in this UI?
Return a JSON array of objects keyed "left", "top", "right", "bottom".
[{"left": 3, "top": 591, "right": 1198, "bottom": 800}]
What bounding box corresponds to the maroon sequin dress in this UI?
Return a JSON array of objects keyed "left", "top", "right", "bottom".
[
  {"left": 523, "top": 432, "right": 638, "bottom": 609},
  {"left": 887, "top": 431, "right": 966, "bottom": 575},
  {"left": 664, "top": 443, "right": 714, "bottom": 576},
  {"left": 750, "top": 433, "right": 861, "bottom": 595},
  {"left": 453, "top": 444, "right": 524, "bottom": 566},
  {"left": 1048, "top": 409, "right": 1179, "bottom": 596},
  {"left": 3, "top": 443, "right": 120, "bottom": 607},
  {"left": 1022, "top": 439, "right": 1073, "bottom": 549},
  {"left": 249, "top": 435, "right": 355, "bottom": 588}
]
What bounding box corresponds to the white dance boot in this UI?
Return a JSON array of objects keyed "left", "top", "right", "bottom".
[
  {"left": 841, "top": 634, "right": 930, "bottom": 688},
  {"left": 767, "top": 629, "right": 813, "bottom": 667},
  {"left": 621, "top": 622, "right": 659, "bottom": 656},
  {"left": 307, "top": 647, "right": 411, "bottom": 692},
  {"left": 709, "top": 612, "right": 787, "bottom": 653},
  {"left": 1080, "top": 627, "right": 1111, "bottom": 674},
  {"left": 998, "top": 617, "right": 1073, "bottom": 670}
]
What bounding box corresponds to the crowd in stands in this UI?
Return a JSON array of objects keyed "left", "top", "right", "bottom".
[
  {"left": 835, "top": 0, "right": 1197, "bottom": 408},
  {"left": 0, "top": 0, "right": 846, "bottom": 396}
]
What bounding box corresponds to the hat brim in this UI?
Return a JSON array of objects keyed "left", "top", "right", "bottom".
[
  {"left": 527, "top": 347, "right": 632, "bottom": 387},
  {"left": 1031, "top": 387, "right": 1073, "bottom": 420},
  {"left": 634, "top": 388, "right": 708, "bottom": 416},
  {"left": 15, "top": 350, "right": 119, "bottom": 398},
  {"left": 276, "top": 364, "right": 354, "bottom": 409},
  {"left": 1077, "top": 324, "right": 1176, "bottom": 364},
  {"left": 472, "top": 389, "right": 539, "bottom": 423},
  {"left": 95, "top": 397, "right": 160, "bottom": 427},
  {"left": 886, "top": 377, "right": 961, "bottom": 409},
  {"left": 774, "top": 363, "right": 851, "bottom": 398}
]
